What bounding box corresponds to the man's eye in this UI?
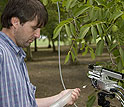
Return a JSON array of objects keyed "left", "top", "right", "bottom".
[{"left": 32, "top": 27, "right": 37, "bottom": 30}]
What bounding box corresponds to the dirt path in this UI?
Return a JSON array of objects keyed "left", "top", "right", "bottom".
[{"left": 26, "top": 46, "right": 121, "bottom": 107}]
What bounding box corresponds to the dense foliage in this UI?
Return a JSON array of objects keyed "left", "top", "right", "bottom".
[
  {"left": 42, "top": 0, "right": 124, "bottom": 106},
  {"left": 49, "top": 0, "right": 124, "bottom": 72}
]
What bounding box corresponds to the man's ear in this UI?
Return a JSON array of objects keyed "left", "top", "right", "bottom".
[{"left": 11, "top": 17, "right": 20, "bottom": 28}]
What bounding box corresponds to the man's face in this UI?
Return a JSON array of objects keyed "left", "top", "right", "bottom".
[{"left": 14, "top": 19, "right": 41, "bottom": 47}]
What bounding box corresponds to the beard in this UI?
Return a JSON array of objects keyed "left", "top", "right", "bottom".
[{"left": 14, "top": 34, "right": 30, "bottom": 48}]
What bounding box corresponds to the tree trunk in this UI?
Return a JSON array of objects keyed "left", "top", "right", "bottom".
[
  {"left": 48, "top": 38, "right": 51, "bottom": 48},
  {"left": 26, "top": 46, "right": 33, "bottom": 61},
  {"left": 51, "top": 34, "right": 56, "bottom": 52},
  {"left": 34, "top": 38, "right": 37, "bottom": 52},
  {"left": 52, "top": 39, "right": 56, "bottom": 52}
]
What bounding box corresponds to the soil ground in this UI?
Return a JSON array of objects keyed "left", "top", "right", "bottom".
[{"left": 26, "top": 46, "right": 121, "bottom": 107}]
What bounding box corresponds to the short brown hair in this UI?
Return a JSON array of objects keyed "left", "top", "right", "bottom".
[{"left": 1, "top": 0, "right": 48, "bottom": 28}]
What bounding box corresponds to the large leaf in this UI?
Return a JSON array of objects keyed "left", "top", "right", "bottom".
[
  {"left": 117, "top": 58, "right": 123, "bottom": 71},
  {"left": 79, "top": 27, "right": 90, "bottom": 39},
  {"left": 73, "top": 5, "right": 91, "bottom": 17},
  {"left": 110, "top": 10, "right": 123, "bottom": 22},
  {"left": 98, "top": 8, "right": 102, "bottom": 20},
  {"left": 53, "top": 26, "right": 63, "bottom": 39},
  {"left": 91, "top": 26, "right": 97, "bottom": 43},
  {"left": 110, "top": 44, "right": 117, "bottom": 52},
  {"left": 71, "top": 51, "right": 75, "bottom": 62},
  {"left": 65, "top": 24, "right": 71, "bottom": 37},
  {"left": 58, "top": 18, "right": 73, "bottom": 27},
  {"left": 86, "top": 95, "right": 96, "bottom": 107},
  {"left": 96, "top": 24, "right": 103, "bottom": 37},
  {"left": 119, "top": 47, "right": 124, "bottom": 66},
  {"left": 66, "top": 0, "right": 73, "bottom": 11},
  {"left": 89, "top": 7, "right": 97, "bottom": 21},
  {"left": 73, "top": 47, "right": 78, "bottom": 56},
  {"left": 53, "top": 18, "right": 73, "bottom": 39},
  {"left": 104, "top": 9, "right": 110, "bottom": 19},
  {"left": 70, "top": 0, "right": 78, "bottom": 8},
  {"left": 70, "top": 23, "right": 76, "bottom": 36},
  {"left": 64, "top": 51, "right": 70, "bottom": 64},
  {"left": 96, "top": 39, "right": 104, "bottom": 56}
]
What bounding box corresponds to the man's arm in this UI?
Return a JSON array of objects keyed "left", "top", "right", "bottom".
[
  {"left": 36, "top": 88, "right": 80, "bottom": 107},
  {"left": 36, "top": 93, "right": 61, "bottom": 107}
]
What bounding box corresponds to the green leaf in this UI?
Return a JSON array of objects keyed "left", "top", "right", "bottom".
[
  {"left": 110, "top": 10, "right": 123, "bottom": 21},
  {"left": 105, "top": 35, "right": 111, "bottom": 46},
  {"left": 88, "top": 0, "right": 93, "bottom": 5},
  {"left": 58, "top": 18, "right": 73, "bottom": 27},
  {"left": 95, "top": 8, "right": 99, "bottom": 19},
  {"left": 73, "top": 5, "right": 91, "bottom": 17},
  {"left": 95, "top": 39, "right": 104, "bottom": 56},
  {"left": 80, "top": 43, "right": 85, "bottom": 50},
  {"left": 104, "top": 9, "right": 110, "bottom": 19},
  {"left": 91, "top": 26, "right": 97, "bottom": 43},
  {"left": 64, "top": 52, "right": 70, "bottom": 64},
  {"left": 73, "top": 47, "right": 77, "bottom": 56},
  {"left": 65, "top": 24, "right": 71, "bottom": 37},
  {"left": 112, "top": 25, "right": 118, "bottom": 33},
  {"left": 121, "top": 69, "right": 124, "bottom": 74},
  {"left": 70, "top": 0, "right": 78, "bottom": 8},
  {"left": 98, "top": 8, "right": 102, "bottom": 20},
  {"left": 117, "top": 58, "right": 123, "bottom": 71},
  {"left": 110, "top": 44, "right": 117, "bottom": 52},
  {"left": 79, "top": 27, "right": 90, "bottom": 39},
  {"left": 66, "top": 0, "right": 73, "bottom": 11},
  {"left": 53, "top": 26, "right": 63, "bottom": 39},
  {"left": 113, "top": 49, "right": 120, "bottom": 57},
  {"left": 53, "top": 18, "right": 73, "bottom": 39},
  {"left": 70, "top": 23, "right": 76, "bottom": 36},
  {"left": 71, "top": 52, "right": 75, "bottom": 62},
  {"left": 86, "top": 95, "right": 96, "bottom": 107},
  {"left": 42, "top": 0, "right": 48, "bottom": 5},
  {"left": 95, "top": 0, "right": 106, "bottom": 7},
  {"left": 82, "top": 46, "right": 88, "bottom": 56},
  {"left": 90, "top": 50, "right": 95, "bottom": 60},
  {"left": 89, "top": 7, "right": 97, "bottom": 21},
  {"left": 62, "top": 0, "right": 67, "bottom": 7},
  {"left": 118, "top": 81, "right": 123, "bottom": 87},
  {"left": 101, "top": 23, "right": 107, "bottom": 33},
  {"left": 119, "top": 47, "right": 124, "bottom": 66},
  {"left": 96, "top": 24, "right": 103, "bottom": 37}
]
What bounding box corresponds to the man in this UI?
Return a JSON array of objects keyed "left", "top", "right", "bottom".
[{"left": 0, "top": 0, "right": 80, "bottom": 107}]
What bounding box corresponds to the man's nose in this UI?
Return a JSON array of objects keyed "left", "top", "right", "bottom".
[{"left": 34, "top": 28, "right": 40, "bottom": 38}]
